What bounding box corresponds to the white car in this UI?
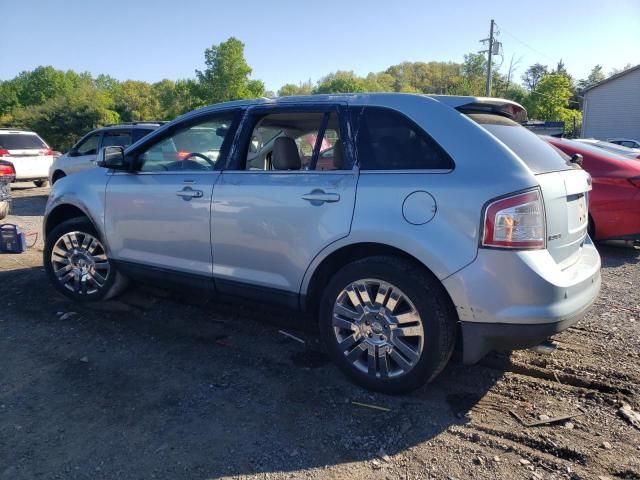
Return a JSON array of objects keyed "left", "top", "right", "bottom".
[
  {"left": 607, "top": 138, "right": 640, "bottom": 149},
  {"left": 0, "top": 129, "right": 55, "bottom": 187},
  {"left": 574, "top": 138, "right": 640, "bottom": 160},
  {"left": 49, "top": 123, "right": 161, "bottom": 184}
]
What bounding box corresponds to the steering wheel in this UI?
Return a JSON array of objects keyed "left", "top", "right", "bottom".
[{"left": 181, "top": 152, "right": 216, "bottom": 169}]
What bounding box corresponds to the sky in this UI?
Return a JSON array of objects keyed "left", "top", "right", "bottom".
[{"left": 1, "top": 0, "right": 639, "bottom": 92}]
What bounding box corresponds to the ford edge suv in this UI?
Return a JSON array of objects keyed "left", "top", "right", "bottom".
[{"left": 42, "top": 94, "right": 601, "bottom": 393}]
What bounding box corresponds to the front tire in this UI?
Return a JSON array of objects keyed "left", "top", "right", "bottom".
[
  {"left": 44, "top": 217, "right": 126, "bottom": 302},
  {"left": 320, "top": 256, "right": 456, "bottom": 393}
]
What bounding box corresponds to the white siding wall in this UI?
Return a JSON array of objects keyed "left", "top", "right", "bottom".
[{"left": 582, "top": 67, "right": 640, "bottom": 140}]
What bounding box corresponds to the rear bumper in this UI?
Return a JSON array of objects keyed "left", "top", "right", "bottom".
[{"left": 443, "top": 238, "right": 601, "bottom": 363}]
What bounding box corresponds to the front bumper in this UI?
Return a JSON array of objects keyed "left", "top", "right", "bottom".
[{"left": 443, "top": 238, "right": 601, "bottom": 363}]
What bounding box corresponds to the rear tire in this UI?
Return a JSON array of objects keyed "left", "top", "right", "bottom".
[
  {"left": 319, "top": 256, "right": 456, "bottom": 393},
  {"left": 34, "top": 180, "right": 49, "bottom": 188},
  {"left": 44, "top": 217, "right": 126, "bottom": 302}
]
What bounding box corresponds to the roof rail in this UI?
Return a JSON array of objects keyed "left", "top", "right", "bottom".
[{"left": 103, "top": 121, "right": 167, "bottom": 127}]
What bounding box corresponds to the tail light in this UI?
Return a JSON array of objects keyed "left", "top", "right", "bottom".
[
  {"left": 629, "top": 177, "right": 640, "bottom": 189},
  {"left": 0, "top": 148, "right": 10, "bottom": 158},
  {"left": 39, "top": 148, "right": 53, "bottom": 156},
  {"left": 482, "top": 189, "right": 546, "bottom": 249},
  {"left": 0, "top": 162, "right": 16, "bottom": 176}
]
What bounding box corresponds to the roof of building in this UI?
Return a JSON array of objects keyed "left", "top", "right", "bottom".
[{"left": 583, "top": 64, "right": 640, "bottom": 93}]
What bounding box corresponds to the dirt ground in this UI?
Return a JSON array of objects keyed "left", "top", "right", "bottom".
[{"left": 1, "top": 184, "right": 639, "bottom": 480}]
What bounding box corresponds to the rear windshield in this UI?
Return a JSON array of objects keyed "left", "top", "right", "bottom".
[
  {"left": 467, "top": 113, "right": 572, "bottom": 173},
  {"left": 0, "top": 133, "right": 47, "bottom": 150}
]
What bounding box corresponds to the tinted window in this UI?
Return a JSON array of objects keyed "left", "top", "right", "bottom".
[
  {"left": 132, "top": 128, "right": 155, "bottom": 143},
  {"left": 76, "top": 133, "right": 101, "bottom": 155},
  {"left": 0, "top": 133, "right": 47, "bottom": 150},
  {"left": 137, "top": 113, "right": 236, "bottom": 172},
  {"left": 352, "top": 107, "right": 453, "bottom": 170},
  {"left": 101, "top": 131, "right": 132, "bottom": 148},
  {"left": 468, "top": 113, "right": 572, "bottom": 173}
]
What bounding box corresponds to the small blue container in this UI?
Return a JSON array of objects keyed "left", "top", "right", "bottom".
[{"left": 0, "top": 224, "right": 27, "bottom": 254}]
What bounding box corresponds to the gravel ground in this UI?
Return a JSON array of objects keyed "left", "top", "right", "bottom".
[{"left": 1, "top": 184, "right": 639, "bottom": 480}]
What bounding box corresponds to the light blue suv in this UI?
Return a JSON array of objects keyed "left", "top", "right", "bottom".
[{"left": 43, "top": 94, "right": 601, "bottom": 392}]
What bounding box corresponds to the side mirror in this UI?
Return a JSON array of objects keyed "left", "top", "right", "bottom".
[
  {"left": 570, "top": 153, "right": 584, "bottom": 166},
  {"left": 96, "top": 146, "right": 126, "bottom": 169}
]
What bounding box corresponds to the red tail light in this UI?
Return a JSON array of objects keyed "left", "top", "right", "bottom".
[
  {"left": 0, "top": 163, "right": 16, "bottom": 176},
  {"left": 629, "top": 177, "right": 640, "bottom": 189},
  {"left": 39, "top": 148, "right": 53, "bottom": 156},
  {"left": 0, "top": 148, "right": 10, "bottom": 157},
  {"left": 482, "top": 189, "right": 546, "bottom": 249}
]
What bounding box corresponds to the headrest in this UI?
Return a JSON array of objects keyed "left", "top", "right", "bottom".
[{"left": 272, "top": 137, "right": 301, "bottom": 170}]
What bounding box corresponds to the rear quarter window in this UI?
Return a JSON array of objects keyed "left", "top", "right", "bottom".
[
  {"left": 351, "top": 106, "right": 454, "bottom": 170},
  {"left": 467, "top": 113, "right": 572, "bottom": 174}
]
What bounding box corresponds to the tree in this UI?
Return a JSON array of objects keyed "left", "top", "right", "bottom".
[
  {"left": 609, "top": 63, "right": 633, "bottom": 76},
  {"left": 278, "top": 81, "right": 312, "bottom": 96},
  {"left": 11, "top": 87, "right": 119, "bottom": 151},
  {"left": 527, "top": 73, "right": 581, "bottom": 134},
  {"left": 522, "top": 63, "right": 548, "bottom": 91},
  {"left": 194, "top": 37, "right": 264, "bottom": 105},
  {"left": 113, "top": 80, "right": 161, "bottom": 121},
  {"left": 577, "top": 65, "right": 606, "bottom": 91},
  {"left": 313, "top": 71, "right": 367, "bottom": 94}
]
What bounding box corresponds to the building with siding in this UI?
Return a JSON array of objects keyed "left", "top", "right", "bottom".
[{"left": 581, "top": 64, "right": 640, "bottom": 140}]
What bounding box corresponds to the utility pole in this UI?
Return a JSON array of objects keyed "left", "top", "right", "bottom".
[{"left": 485, "top": 19, "right": 495, "bottom": 96}]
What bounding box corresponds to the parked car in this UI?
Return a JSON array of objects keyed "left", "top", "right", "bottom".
[
  {"left": 574, "top": 138, "right": 640, "bottom": 160},
  {"left": 545, "top": 136, "right": 640, "bottom": 242},
  {"left": 48, "top": 122, "right": 162, "bottom": 184},
  {"left": 43, "top": 94, "right": 601, "bottom": 393},
  {"left": 0, "top": 128, "right": 55, "bottom": 187},
  {"left": 608, "top": 138, "right": 640, "bottom": 149},
  {"left": 0, "top": 160, "right": 15, "bottom": 220}
]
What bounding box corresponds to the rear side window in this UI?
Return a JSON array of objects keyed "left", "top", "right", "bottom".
[
  {"left": 101, "top": 131, "right": 132, "bottom": 148},
  {"left": 468, "top": 113, "right": 572, "bottom": 173},
  {"left": 0, "top": 133, "right": 47, "bottom": 150},
  {"left": 132, "top": 128, "right": 155, "bottom": 143},
  {"left": 351, "top": 107, "right": 454, "bottom": 170},
  {"left": 75, "top": 133, "right": 101, "bottom": 155}
]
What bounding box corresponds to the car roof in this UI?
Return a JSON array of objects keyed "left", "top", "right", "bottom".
[
  {"left": 179, "top": 93, "right": 528, "bottom": 122},
  {"left": 0, "top": 128, "right": 39, "bottom": 135},
  {"left": 100, "top": 122, "right": 163, "bottom": 131}
]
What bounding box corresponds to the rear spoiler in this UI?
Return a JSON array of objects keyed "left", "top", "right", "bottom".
[{"left": 428, "top": 96, "right": 528, "bottom": 123}]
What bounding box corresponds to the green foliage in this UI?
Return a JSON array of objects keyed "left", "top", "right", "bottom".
[
  {"left": 278, "top": 81, "right": 313, "bottom": 96},
  {"left": 194, "top": 37, "right": 264, "bottom": 105},
  {"left": 522, "top": 63, "right": 548, "bottom": 91},
  {"left": 527, "top": 74, "right": 581, "bottom": 134},
  {"left": 313, "top": 71, "right": 367, "bottom": 94}
]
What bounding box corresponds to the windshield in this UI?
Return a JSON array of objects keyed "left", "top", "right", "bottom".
[
  {"left": 467, "top": 113, "right": 572, "bottom": 173},
  {"left": 552, "top": 137, "right": 635, "bottom": 161},
  {"left": 0, "top": 133, "right": 47, "bottom": 150}
]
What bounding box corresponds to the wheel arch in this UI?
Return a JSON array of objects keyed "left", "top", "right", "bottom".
[
  {"left": 45, "top": 203, "right": 100, "bottom": 240},
  {"left": 51, "top": 170, "right": 66, "bottom": 183},
  {"left": 301, "top": 241, "right": 456, "bottom": 318}
]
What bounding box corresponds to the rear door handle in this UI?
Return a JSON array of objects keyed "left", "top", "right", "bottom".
[
  {"left": 302, "top": 190, "right": 340, "bottom": 204},
  {"left": 176, "top": 186, "right": 203, "bottom": 200}
]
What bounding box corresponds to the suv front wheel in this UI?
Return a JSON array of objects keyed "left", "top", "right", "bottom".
[
  {"left": 320, "top": 256, "right": 456, "bottom": 393},
  {"left": 44, "top": 217, "right": 126, "bottom": 302}
]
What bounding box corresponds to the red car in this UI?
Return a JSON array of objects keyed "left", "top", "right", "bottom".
[{"left": 545, "top": 136, "right": 640, "bottom": 242}]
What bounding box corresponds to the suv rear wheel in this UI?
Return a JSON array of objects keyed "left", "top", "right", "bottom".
[
  {"left": 320, "top": 256, "right": 456, "bottom": 393},
  {"left": 44, "top": 217, "right": 126, "bottom": 302},
  {"left": 34, "top": 180, "right": 49, "bottom": 188}
]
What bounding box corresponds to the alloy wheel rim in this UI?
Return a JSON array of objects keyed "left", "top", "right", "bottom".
[
  {"left": 332, "top": 279, "right": 424, "bottom": 379},
  {"left": 50, "top": 231, "right": 110, "bottom": 295}
]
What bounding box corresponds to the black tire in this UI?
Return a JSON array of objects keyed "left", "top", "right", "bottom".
[
  {"left": 319, "top": 256, "right": 456, "bottom": 393},
  {"left": 34, "top": 180, "right": 49, "bottom": 188},
  {"left": 0, "top": 201, "right": 8, "bottom": 220},
  {"left": 44, "top": 217, "right": 127, "bottom": 302},
  {"left": 52, "top": 172, "right": 66, "bottom": 184}
]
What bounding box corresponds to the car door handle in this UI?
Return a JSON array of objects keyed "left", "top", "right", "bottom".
[
  {"left": 301, "top": 190, "right": 340, "bottom": 204},
  {"left": 176, "top": 187, "right": 203, "bottom": 200}
]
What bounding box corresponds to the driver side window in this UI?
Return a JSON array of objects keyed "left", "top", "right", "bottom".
[{"left": 137, "top": 113, "right": 236, "bottom": 172}]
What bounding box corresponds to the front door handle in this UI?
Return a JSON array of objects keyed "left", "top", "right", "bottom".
[
  {"left": 301, "top": 190, "right": 340, "bottom": 205},
  {"left": 176, "top": 186, "right": 203, "bottom": 200}
]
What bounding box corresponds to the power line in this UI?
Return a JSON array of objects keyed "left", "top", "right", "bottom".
[{"left": 499, "top": 28, "right": 557, "bottom": 63}]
